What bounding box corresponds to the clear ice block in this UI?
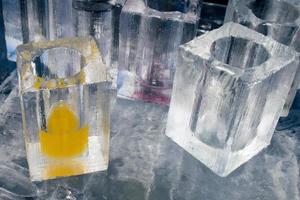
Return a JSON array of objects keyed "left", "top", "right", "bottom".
[
  {"left": 166, "top": 22, "right": 299, "bottom": 176},
  {"left": 224, "top": 0, "right": 300, "bottom": 116},
  {"left": 17, "top": 37, "right": 114, "bottom": 181},
  {"left": 118, "top": 0, "right": 201, "bottom": 105}
]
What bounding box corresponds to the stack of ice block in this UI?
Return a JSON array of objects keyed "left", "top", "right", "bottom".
[
  {"left": 117, "top": 0, "right": 201, "bottom": 105},
  {"left": 166, "top": 22, "right": 299, "bottom": 176},
  {"left": 224, "top": 0, "right": 300, "bottom": 116}
]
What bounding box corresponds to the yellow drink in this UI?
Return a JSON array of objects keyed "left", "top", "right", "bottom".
[{"left": 39, "top": 102, "right": 89, "bottom": 158}]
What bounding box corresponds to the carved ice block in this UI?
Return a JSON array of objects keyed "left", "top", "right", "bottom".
[{"left": 166, "top": 23, "right": 299, "bottom": 176}]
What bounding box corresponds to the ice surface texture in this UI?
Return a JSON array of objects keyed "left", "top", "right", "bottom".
[
  {"left": 166, "top": 22, "right": 299, "bottom": 176},
  {"left": 17, "top": 37, "right": 114, "bottom": 181},
  {"left": 117, "top": 0, "right": 201, "bottom": 105},
  {"left": 224, "top": 0, "right": 300, "bottom": 117},
  {"left": 0, "top": 86, "right": 300, "bottom": 199}
]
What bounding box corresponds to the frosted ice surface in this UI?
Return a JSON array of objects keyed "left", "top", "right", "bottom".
[
  {"left": 0, "top": 80, "right": 299, "bottom": 198},
  {"left": 50, "top": 185, "right": 83, "bottom": 200},
  {"left": 0, "top": 163, "right": 38, "bottom": 199},
  {"left": 0, "top": 162, "right": 38, "bottom": 199}
]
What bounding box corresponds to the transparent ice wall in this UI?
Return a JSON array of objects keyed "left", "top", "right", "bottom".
[
  {"left": 224, "top": 0, "right": 300, "bottom": 116},
  {"left": 2, "top": 0, "right": 120, "bottom": 77},
  {"left": 73, "top": 0, "right": 122, "bottom": 81},
  {"left": 118, "top": 0, "right": 201, "bottom": 105},
  {"left": 166, "top": 23, "right": 299, "bottom": 176},
  {"left": 17, "top": 37, "right": 114, "bottom": 181},
  {"left": 2, "top": 0, "right": 46, "bottom": 61},
  {"left": 2, "top": 0, "right": 75, "bottom": 61}
]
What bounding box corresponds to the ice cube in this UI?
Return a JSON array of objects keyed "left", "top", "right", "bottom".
[
  {"left": 17, "top": 37, "right": 115, "bottom": 181},
  {"left": 166, "top": 22, "right": 299, "bottom": 176}
]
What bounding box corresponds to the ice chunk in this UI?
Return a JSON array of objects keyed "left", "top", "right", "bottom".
[
  {"left": 166, "top": 22, "right": 299, "bottom": 176},
  {"left": 17, "top": 37, "right": 115, "bottom": 181},
  {"left": 117, "top": 0, "right": 201, "bottom": 105},
  {"left": 224, "top": 0, "right": 300, "bottom": 116}
]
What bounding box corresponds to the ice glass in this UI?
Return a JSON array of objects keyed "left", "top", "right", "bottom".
[
  {"left": 17, "top": 37, "right": 113, "bottom": 181},
  {"left": 72, "top": 0, "right": 122, "bottom": 83},
  {"left": 118, "top": 0, "right": 201, "bottom": 105},
  {"left": 224, "top": 0, "right": 300, "bottom": 116},
  {"left": 166, "top": 23, "right": 299, "bottom": 176}
]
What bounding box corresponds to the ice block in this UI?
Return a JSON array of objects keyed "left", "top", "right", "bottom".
[
  {"left": 166, "top": 22, "right": 299, "bottom": 176},
  {"left": 17, "top": 37, "right": 114, "bottom": 181}
]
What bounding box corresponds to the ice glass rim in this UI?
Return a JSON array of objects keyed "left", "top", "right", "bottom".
[
  {"left": 16, "top": 36, "right": 110, "bottom": 93},
  {"left": 179, "top": 22, "right": 299, "bottom": 83},
  {"left": 235, "top": 0, "right": 300, "bottom": 27},
  {"left": 122, "top": 0, "right": 200, "bottom": 22}
]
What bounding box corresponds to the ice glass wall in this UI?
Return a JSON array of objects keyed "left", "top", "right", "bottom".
[
  {"left": 224, "top": 0, "right": 300, "bottom": 116},
  {"left": 73, "top": 0, "right": 122, "bottom": 81},
  {"left": 118, "top": 0, "right": 201, "bottom": 105},
  {"left": 17, "top": 37, "right": 113, "bottom": 181},
  {"left": 166, "top": 23, "right": 299, "bottom": 176}
]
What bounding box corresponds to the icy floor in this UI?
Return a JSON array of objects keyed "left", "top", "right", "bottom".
[{"left": 0, "top": 70, "right": 299, "bottom": 200}]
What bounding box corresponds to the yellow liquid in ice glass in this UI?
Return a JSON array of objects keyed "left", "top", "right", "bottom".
[
  {"left": 39, "top": 102, "right": 89, "bottom": 158},
  {"left": 45, "top": 161, "right": 85, "bottom": 179}
]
